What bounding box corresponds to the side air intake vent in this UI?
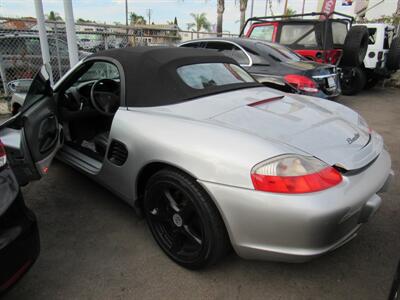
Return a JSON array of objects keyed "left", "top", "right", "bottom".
[{"left": 107, "top": 140, "right": 128, "bottom": 166}]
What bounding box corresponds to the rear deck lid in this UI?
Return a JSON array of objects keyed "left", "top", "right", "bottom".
[{"left": 208, "top": 92, "right": 381, "bottom": 170}]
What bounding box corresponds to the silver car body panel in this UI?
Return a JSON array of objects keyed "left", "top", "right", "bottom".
[
  {"left": 54, "top": 80, "right": 391, "bottom": 262},
  {"left": 200, "top": 149, "right": 391, "bottom": 261}
]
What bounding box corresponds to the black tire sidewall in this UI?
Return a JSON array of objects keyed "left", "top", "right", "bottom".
[
  {"left": 341, "top": 67, "right": 367, "bottom": 95},
  {"left": 341, "top": 26, "right": 369, "bottom": 67},
  {"left": 387, "top": 36, "right": 400, "bottom": 71},
  {"left": 143, "top": 168, "right": 228, "bottom": 269}
]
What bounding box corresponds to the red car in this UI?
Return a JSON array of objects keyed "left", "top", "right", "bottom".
[{"left": 240, "top": 12, "right": 369, "bottom": 95}]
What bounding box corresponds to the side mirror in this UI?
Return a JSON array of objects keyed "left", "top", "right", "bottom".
[{"left": 7, "top": 79, "right": 33, "bottom": 94}]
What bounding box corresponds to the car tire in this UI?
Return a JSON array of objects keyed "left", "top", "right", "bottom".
[
  {"left": 341, "top": 67, "right": 367, "bottom": 95},
  {"left": 387, "top": 36, "right": 400, "bottom": 71},
  {"left": 364, "top": 76, "right": 380, "bottom": 90},
  {"left": 143, "top": 168, "right": 230, "bottom": 269},
  {"left": 340, "top": 26, "right": 369, "bottom": 67}
]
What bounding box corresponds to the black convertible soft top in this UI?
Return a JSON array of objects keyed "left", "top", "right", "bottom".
[{"left": 89, "top": 47, "right": 261, "bottom": 107}]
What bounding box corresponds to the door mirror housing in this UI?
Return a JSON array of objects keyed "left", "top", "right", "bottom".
[{"left": 7, "top": 79, "right": 33, "bottom": 94}]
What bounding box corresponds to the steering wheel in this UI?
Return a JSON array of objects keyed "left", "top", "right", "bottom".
[{"left": 90, "top": 79, "right": 120, "bottom": 116}]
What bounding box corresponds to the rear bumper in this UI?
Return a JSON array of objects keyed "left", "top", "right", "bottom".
[
  {"left": 200, "top": 149, "right": 392, "bottom": 262},
  {"left": 0, "top": 191, "right": 40, "bottom": 294}
]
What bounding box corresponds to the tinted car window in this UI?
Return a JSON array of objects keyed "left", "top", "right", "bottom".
[
  {"left": 177, "top": 63, "right": 254, "bottom": 89},
  {"left": 180, "top": 42, "right": 203, "bottom": 48},
  {"left": 230, "top": 45, "right": 250, "bottom": 65},
  {"left": 368, "top": 28, "right": 377, "bottom": 45},
  {"left": 280, "top": 24, "right": 317, "bottom": 47},
  {"left": 249, "top": 25, "right": 274, "bottom": 41},
  {"left": 256, "top": 42, "right": 304, "bottom": 62},
  {"left": 205, "top": 42, "right": 250, "bottom": 65},
  {"left": 332, "top": 22, "right": 348, "bottom": 45},
  {"left": 384, "top": 30, "right": 392, "bottom": 49}
]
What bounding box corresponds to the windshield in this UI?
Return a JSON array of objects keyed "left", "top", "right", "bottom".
[
  {"left": 177, "top": 63, "right": 255, "bottom": 90},
  {"left": 256, "top": 42, "right": 304, "bottom": 62}
]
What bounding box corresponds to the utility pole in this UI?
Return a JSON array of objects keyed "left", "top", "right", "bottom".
[
  {"left": 265, "top": 0, "right": 268, "bottom": 16},
  {"left": 34, "top": 0, "right": 53, "bottom": 84},
  {"left": 125, "top": 0, "right": 129, "bottom": 42},
  {"left": 397, "top": 0, "right": 400, "bottom": 15},
  {"left": 302, "top": 0, "right": 306, "bottom": 14},
  {"left": 125, "top": 0, "right": 129, "bottom": 26},
  {"left": 146, "top": 9, "right": 152, "bottom": 24}
]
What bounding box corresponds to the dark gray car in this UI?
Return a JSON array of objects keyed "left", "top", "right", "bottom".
[{"left": 180, "top": 37, "right": 341, "bottom": 99}]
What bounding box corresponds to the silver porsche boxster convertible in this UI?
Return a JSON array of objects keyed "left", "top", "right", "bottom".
[{"left": 0, "top": 47, "right": 393, "bottom": 269}]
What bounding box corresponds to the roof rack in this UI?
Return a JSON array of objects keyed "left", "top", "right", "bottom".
[{"left": 239, "top": 11, "right": 354, "bottom": 37}]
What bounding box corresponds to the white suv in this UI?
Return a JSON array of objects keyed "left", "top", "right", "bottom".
[{"left": 362, "top": 23, "right": 400, "bottom": 88}]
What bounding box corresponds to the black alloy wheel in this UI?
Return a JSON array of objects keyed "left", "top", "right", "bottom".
[
  {"left": 143, "top": 168, "right": 229, "bottom": 269},
  {"left": 341, "top": 67, "right": 367, "bottom": 95}
]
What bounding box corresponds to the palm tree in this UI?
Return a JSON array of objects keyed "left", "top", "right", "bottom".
[
  {"left": 187, "top": 13, "right": 211, "bottom": 38},
  {"left": 129, "top": 12, "right": 146, "bottom": 25},
  {"left": 239, "top": 0, "right": 248, "bottom": 32},
  {"left": 285, "top": 7, "right": 296, "bottom": 16},
  {"left": 217, "top": 0, "right": 225, "bottom": 37}
]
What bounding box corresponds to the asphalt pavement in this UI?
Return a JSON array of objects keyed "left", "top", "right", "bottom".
[{"left": 2, "top": 87, "right": 400, "bottom": 300}]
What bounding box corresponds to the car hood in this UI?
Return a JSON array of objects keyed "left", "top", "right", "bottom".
[{"left": 144, "top": 87, "right": 383, "bottom": 170}]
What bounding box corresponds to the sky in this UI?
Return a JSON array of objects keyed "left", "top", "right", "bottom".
[{"left": 0, "top": 0, "right": 398, "bottom": 33}]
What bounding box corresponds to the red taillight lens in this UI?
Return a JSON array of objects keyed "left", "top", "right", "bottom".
[
  {"left": 284, "top": 74, "right": 319, "bottom": 93},
  {"left": 251, "top": 155, "right": 342, "bottom": 194},
  {"left": 0, "top": 139, "right": 6, "bottom": 168}
]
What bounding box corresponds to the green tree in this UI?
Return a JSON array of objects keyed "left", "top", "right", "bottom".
[
  {"left": 77, "top": 18, "right": 95, "bottom": 23},
  {"left": 46, "top": 11, "right": 63, "bottom": 21},
  {"left": 217, "top": 0, "right": 225, "bottom": 37},
  {"left": 187, "top": 13, "right": 211, "bottom": 38},
  {"left": 174, "top": 16, "right": 178, "bottom": 26},
  {"left": 129, "top": 12, "right": 146, "bottom": 25},
  {"left": 285, "top": 7, "right": 296, "bottom": 16}
]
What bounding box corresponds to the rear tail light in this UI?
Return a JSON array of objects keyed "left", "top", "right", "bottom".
[
  {"left": 251, "top": 155, "right": 342, "bottom": 194},
  {"left": 284, "top": 74, "right": 319, "bottom": 93},
  {"left": 0, "top": 139, "right": 6, "bottom": 168},
  {"left": 377, "top": 51, "right": 383, "bottom": 61}
]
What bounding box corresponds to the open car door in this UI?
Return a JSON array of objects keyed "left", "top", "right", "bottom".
[{"left": 0, "top": 65, "right": 62, "bottom": 186}]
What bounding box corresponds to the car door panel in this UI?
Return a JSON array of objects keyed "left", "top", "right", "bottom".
[{"left": 0, "top": 66, "right": 61, "bottom": 185}]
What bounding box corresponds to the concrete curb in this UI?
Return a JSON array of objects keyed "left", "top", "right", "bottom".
[{"left": 386, "top": 71, "right": 400, "bottom": 88}]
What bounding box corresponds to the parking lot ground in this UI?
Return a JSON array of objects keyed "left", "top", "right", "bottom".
[{"left": 2, "top": 87, "right": 400, "bottom": 300}]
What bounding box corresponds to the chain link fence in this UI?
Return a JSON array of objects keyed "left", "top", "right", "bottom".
[{"left": 0, "top": 17, "right": 236, "bottom": 105}]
